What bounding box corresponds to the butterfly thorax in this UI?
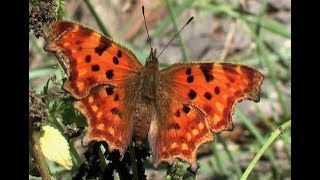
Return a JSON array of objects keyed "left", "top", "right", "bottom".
[
  {"left": 123, "top": 48, "right": 160, "bottom": 143},
  {"left": 141, "top": 48, "right": 159, "bottom": 99}
]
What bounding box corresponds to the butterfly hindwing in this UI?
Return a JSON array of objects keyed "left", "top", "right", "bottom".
[
  {"left": 148, "top": 101, "right": 213, "bottom": 171},
  {"left": 75, "top": 85, "right": 132, "bottom": 156}
]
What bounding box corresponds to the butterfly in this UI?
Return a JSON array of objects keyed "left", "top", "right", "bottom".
[{"left": 45, "top": 20, "right": 263, "bottom": 171}]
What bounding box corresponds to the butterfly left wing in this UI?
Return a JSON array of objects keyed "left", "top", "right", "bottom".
[
  {"left": 149, "top": 62, "right": 263, "bottom": 170},
  {"left": 45, "top": 21, "right": 143, "bottom": 99},
  {"left": 44, "top": 21, "right": 141, "bottom": 157}
]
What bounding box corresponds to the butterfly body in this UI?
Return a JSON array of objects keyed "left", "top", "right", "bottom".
[
  {"left": 122, "top": 48, "right": 160, "bottom": 142},
  {"left": 45, "top": 21, "right": 264, "bottom": 171}
]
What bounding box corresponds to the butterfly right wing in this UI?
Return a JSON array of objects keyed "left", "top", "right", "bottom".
[{"left": 148, "top": 62, "right": 263, "bottom": 171}]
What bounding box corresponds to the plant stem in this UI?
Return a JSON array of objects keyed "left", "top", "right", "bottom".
[
  {"left": 245, "top": 22, "right": 290, "bottom": 118},
  {"left": 69, "top": 139, "right": 82, "bottom": 168},
  {"left": 166, "top": 0, "right": 189, "bottom": 61},
  {"left": 236, "top": 110, "right": 282, "bottom": 177},
  {"left": 129, "top": 144, "right": 139, "bottom": 180},
  {"left": 98, "top": 146, "right": 107, "bottom": 170},
  {"left": 241, "top": 120, "right": 291, "bottom": 180},
  {"left": 30, "top": 131, "right": 51, "bottom": 180}
]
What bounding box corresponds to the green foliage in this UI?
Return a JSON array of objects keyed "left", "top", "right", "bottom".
[
  {"left": 166, "top": 162, "right": 184, "bottom": 180},
  {"left": 56, "top": 0, "right": 65, "bottom": 20}
]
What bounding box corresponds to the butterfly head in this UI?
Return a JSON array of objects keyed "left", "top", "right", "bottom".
[{"left": 145, "top": 48, "right": 158, "bottom": 68}]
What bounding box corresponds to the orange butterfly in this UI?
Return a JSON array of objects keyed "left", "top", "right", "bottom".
[{"left": 45, "top": 19, "right": 263, "bottom": 171}]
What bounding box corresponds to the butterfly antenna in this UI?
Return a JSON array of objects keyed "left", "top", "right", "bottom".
[
  {"left": 142, "top": 6, "right": 153, "bottom": 50},
  {"left": 157, "top": 16, "right": 194, "bottom": 59}
]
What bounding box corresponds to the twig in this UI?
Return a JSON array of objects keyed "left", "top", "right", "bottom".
[
  {"left": 220, "top": 21, "right": 236, "bottom": 60},
  {"left": 30, "top": 122, "right": 51, "bottom": 180}
]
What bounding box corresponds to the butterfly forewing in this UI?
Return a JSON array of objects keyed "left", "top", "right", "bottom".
[
  {"left": 46, "top": 21, "right": 143, "bottom": 99},
  {"left": 160, "top": 62, "right": 263, "bottom": 133}
]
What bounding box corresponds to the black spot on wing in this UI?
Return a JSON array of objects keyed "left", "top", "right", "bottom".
[
  {"left": 95, "top": 37, "right": 111, "bottom": 56},
  {"left": 214, "top": 86, "right": 220, "bottom": 95},
  {"left": 188, "top": 89, "right": 197, "bottom": 100},
  {"left": 186, "top": 68, "right": 192, "bottom": 75},
  {"left": 106, "top": 86, "right": 114, "bottom": 95},
  {"left": 91, "top": 65, "right": 100, "bottom": 72},
  {"left": 113, "top": 57, "right": 119, "bottom": 65},
  {"left": 200, "top": 64, "right": 214, "bottom": 82},
  {"left": 106, "top": 70, "right": 114, "bottom": 79},
  {"left": 175, "top": 110, "right": 180, "bottom": 117},
  {"left": 117, "top": 50, "right": 122, "bottom": 58},
  {"left": 204, "top": 92, "right": 212, "bottom": 100},
  {"left": 85, "top": 55, "right": 91, "bottom": 63},
  {"left": 183, "top": 105, "right": 190, "bottom": 114},
  {"left": 187, "top": 76, "right": 194, "bottom": 83}
]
